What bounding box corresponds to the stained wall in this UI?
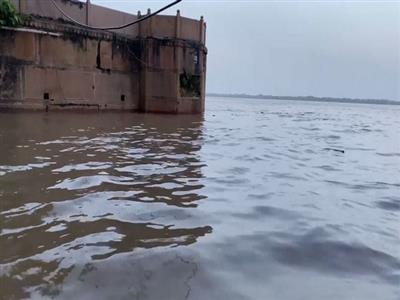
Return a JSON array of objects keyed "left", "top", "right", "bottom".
[{"left": 1, "top": 0, "right": 207, "bottom": 113}]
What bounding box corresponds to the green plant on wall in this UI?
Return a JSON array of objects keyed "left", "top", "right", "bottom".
[
  {"left": 0, "top": 0, "right": 22, "bottom": 27},
  {"left": 180, "top": 70, "right": 201, "bottom": 97}
]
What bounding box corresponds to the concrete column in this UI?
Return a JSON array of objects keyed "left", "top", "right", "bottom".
[
  {"left": 175, "top": 10, "right": 182, "bottom": 111},
  {"left": 86, "top": 0, "right": 90, "bottom": 25},
  {"left": 137, "top": 11, "right": 142, "bottom": 37},
  {"left": 199, "top": 17, "right": 206, "bottom": 112},
  {"left": 199, "top": 16, "right": 204, "bottom": 43},
  {"left": 147, "top": 9, "right": 152, "bottom": 37},
  {"left": 175, "top": 10, "right": 181, "bottom": 39},
  {"left": 200, "top": 50, "right": 206, "bottom": 112},
  {"left": 175, "top": 11, "right": 182, "bottom": 91},
  {"left": 18, "top": 0, "right": 26, "bottom": 14},
  {"left": 203, "top": 22, "right": 207, "bottom": 46}
]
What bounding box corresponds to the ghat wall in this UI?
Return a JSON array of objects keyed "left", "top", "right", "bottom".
[{"left": 0, "top": 0, "right": 206, "bottom": 113}]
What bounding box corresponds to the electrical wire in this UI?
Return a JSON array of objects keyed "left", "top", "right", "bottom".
[{"left": 49, "top": 0, "right": 182, "bottom": 30}]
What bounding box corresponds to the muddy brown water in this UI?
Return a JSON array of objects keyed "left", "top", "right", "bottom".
[{"left": 0, "top": 97, "right": 399, "bottom": 299}]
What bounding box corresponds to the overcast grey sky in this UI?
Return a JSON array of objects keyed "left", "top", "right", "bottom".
[{"left": 92, "top": 0, "right": 400, "bottom": 100}]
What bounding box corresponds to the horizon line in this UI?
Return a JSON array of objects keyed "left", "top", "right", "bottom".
[{"left": 206, "top": 92, "right": 399, "bottom": 103}]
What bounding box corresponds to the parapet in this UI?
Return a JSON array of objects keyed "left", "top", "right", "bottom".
[{"left": 9, "top": 0, "right": 206, "bottom": 43}]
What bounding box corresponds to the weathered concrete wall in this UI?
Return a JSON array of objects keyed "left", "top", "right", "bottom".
[
  {"left": 0, "top": 17, "right": 206, "bottom": 113},
  {"left": 1, "top": 0, "right": 206, "bottom": 113},
  {"left": 0, "top": 23, "right": 141, "bottom": 111},
  {"left": 139, "top": 37, "right": 206, "bottom": 114}
]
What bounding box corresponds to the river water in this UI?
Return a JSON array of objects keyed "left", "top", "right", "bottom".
[{"left": 0, "top": 97, "right": 399, "bottom": 300}]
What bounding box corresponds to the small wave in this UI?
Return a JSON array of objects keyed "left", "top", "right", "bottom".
[
  {"left": 269, "top": 228, "right": 400, "bottom": 284},
  {"left": 48, "top": 175, "right": 134, "bottom": 190},
  {"left": 0, "top": 162, "right": 56, "bottom": 176},
  {"left": 375, "top": 197, "right": 400, "bottom": 211},
  {"left": 376, "top": 152, "right": 400, "bottom": 157}
]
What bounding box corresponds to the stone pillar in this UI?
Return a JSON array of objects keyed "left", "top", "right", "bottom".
[
  {"left": 200, "top": 17, "right": 206, "bottom": 112},
  {"left": 175, "top": 10, "right": 182, "bottom": 110},
  {"left": 199, "top": 16, "right": 204, "bottom": 43},
  {"left": 203, "top": 21, "right": 207, "bottom": 46},
  {"left": 137, "top": 11, "right": 141, "bottom": 37},
  {"left": 86, "top": 0, "right": 90, "bottom": 26},
  {"left": 200, "top": 48, "right": 207, "bottom": 112},
  {"left": 175, "top": 10, "right": 181, "bottom": 38},
  {"left": 18, "top": 0, "right": 26, "bottom": 14},
  {"left": 137, "top": 10, "right": 146, "bottom": 112},
  {"left": 146, "top": 8, "right": 153, "bottom": 37}
]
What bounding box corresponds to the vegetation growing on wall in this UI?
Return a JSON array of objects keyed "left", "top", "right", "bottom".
[
  {"left": 180, "top": 70, "right": 201, "bottom": 97},
  {"left": 0, "top": 0, "right": 22, "bottom": 27}
]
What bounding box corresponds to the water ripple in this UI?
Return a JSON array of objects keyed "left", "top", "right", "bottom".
[{"left": 1, "top": 99, "right": 399, "bottom": 299}]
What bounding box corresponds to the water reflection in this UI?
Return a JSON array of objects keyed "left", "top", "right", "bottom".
[
  {"left": 0, "top": 112, "right": 212, "bottom": 298},
  {"left": 1, "top": 217, "right": 211, "bottom": 262},
  {"left": 2, "top": 259, "right": 73, "bottom": 299}
]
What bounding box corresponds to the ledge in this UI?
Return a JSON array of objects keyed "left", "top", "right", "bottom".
[{"left": 0, "top": 25, "right": 62, "bottom": 37}]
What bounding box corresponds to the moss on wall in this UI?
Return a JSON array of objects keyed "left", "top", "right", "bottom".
[
  {"left": 0, "top": 0, "right": 22, "bottom": 27},
  {"left": 180, "top": 70, "right": 200, "bottom": 97}
]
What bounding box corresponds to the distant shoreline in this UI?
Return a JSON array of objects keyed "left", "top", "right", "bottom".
[{"left": 207, "top": 93, "right": 400, "bottom": 106}]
